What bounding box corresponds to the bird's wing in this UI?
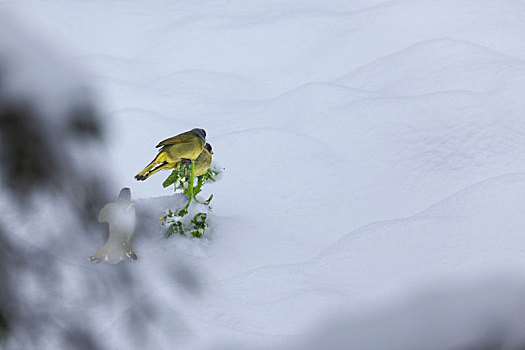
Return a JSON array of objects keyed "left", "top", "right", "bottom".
[{"left": 155, "top": 131, "right": 196, "bottom": 148}]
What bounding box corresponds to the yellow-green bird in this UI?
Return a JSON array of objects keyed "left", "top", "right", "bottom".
[
  {"left": 192, "top": 143, "right": 213, "bottom": 177},
  {"left": 160, "top": 143, "right": 213, "bottom": 178},
  {"left": 135, "top": 128, "right": 206, "bottom": 181}
]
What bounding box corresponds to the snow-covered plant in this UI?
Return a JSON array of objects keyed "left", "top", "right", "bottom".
[
  {"left": 160, "top": 161, "right": 218, "bottom": 238},
  {"left": 190, "top": 213, "right": 207, "bottom": 238}
]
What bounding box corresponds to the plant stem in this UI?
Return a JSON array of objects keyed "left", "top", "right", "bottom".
[
  {"left": 188, "top": 159, "right": 195, "bottom": 199},
  {"left": 183, "top": 160, "right": 195, "bottom": 210}
]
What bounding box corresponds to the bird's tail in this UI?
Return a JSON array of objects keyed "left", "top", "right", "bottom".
[
  {"left": 89, "top": 240, "right": 137, "bottom": 264},
  {"left": 135, "top": 152, "right": 168, "bottom": 181}
]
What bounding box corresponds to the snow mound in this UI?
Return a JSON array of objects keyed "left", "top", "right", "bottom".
[
  {"left": 338, "top": 38, "right": 525, "bottom": 95},
  {"left": 174, "top": 173, "right": 525, "bottom": 349},
  {"left": 296, "top": 276, "right": 525, "bottom": 350}
]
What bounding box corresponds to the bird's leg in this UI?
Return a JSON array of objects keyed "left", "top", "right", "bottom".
[{"left": 179, "top": 159, "right": 193, "bottom": 181}]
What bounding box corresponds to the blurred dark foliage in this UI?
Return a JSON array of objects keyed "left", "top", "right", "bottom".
[
  {"left": 0, "top": 47, "right": 138, "bottom": 348},
  {"left": 67, "top": 104, "right": 103, "bottom": 140},
  {"left": 0, "top": 226, "right": 15, "bottom": 345},
  {"left": 0, "top": 47, "right": 192, "bottom": 348},
  {"left": 0, "top": 99, "right": 108, "bottom": 220},
  {"left": 0, "top": 104, "right": 62, "bottom": 199},
  {"left": 0, "top": 71, "right": 105, "bottom": 348}
]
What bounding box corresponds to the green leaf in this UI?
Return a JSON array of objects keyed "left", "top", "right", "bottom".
[
  {"left": 206, "top": 168, "right": 216, "bottom": 182},
  {"left": 202, "top": 194, "right": 213, "bottom": 205},
  {"left": 190, "top": 212, "right": 208, "bottom": 238},
  {"left": 194, "top": 175, "right": 205, "bottom": 196},
  {"left": 191, "top": 212, "right": 207, "bottom": 225},
  {"left": 167, "top": 221, "right": 184, "bottom": 237},
  {"left": 190, "top": 229, "right": 203, "bottom": 238},
  {"left": 163, "top": 170, "right": 180, "bottom": 188}
]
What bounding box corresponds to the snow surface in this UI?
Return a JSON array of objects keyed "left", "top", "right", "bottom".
[{"left": 2, "top": 0, "right": 525, "bottom": 348}]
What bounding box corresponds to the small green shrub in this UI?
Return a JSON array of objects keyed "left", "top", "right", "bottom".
[{"left": 160, "top": 161, "right": 219, "bottom": 238}]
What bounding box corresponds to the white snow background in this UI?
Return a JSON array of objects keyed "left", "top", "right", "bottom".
[{"left": 2, "top": 0, "right": 525, "bottom": 349}]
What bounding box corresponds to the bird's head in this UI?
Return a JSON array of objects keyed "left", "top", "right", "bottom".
[{"left": 191, "top": 128, "right": 206, "bottom": 141}]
